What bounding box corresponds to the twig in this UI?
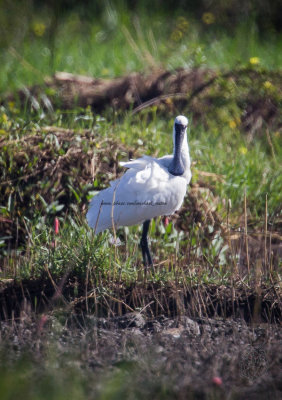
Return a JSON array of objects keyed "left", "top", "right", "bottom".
[
  {"left": 264, "top": 194, "right": 268, "bottom": 274},
  {"left": 244, "top": 189, "right": 250, "bottom": 277},
  {"left": 104, "top": 293, "right": 135, "bottom": 313},
  {"left": 131, "top": 92, "right": 187, "bottom": 114},
  {"left": 93, "top": 201, "right": 103, "bottom": 236},
  {"left": 265, "top": 129, "right": 276, "bottom": 162},
  {"left": 195, "top": 169, "right": 226, "bottom": 182},
  {"left": 111, "top": 179, "right": 122, "bottom": 267},
  {"left": 227, "top": 199, "right": 238, "bottom": 279},
  {"left": 139, "top": 300, "right": 155, "bottom": 314}
]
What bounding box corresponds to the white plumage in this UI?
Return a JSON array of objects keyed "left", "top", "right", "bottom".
[
  {"left": 87, "top": 115, "right": 191, "bottom": 264},
  {"left": 87, "top": 116, "right": 191, "bottom": 231}
]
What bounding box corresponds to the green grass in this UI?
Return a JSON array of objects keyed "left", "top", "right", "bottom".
[
  {"left": 0, "top": 354, "right": 90, "bottom": 400},
  {"left": 1, "top": 105, "right": 281, "bottom": 285},
  {"left": 1, "top": 3, "right": 282, "bottom": 92},
  {"left": 1, "top": 104, "right": 281, "bottom": 219}
]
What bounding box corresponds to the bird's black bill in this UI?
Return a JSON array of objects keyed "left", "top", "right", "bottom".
[
  {"left": 140, "top": 219, "right": 153, "bottom": 266},
  {"left": 169, "top": 123, "right": 186, "bottom": 176},
  {"left": 175, "top": 123, "right": 187, "bottom": 135}
]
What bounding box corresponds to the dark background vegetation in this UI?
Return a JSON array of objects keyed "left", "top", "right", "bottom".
[
  {"left": 2, "top": 0, "right": 282, "bottom": 30},
  {"left": 1, "top": 0, "right": 282, "bottom": 49}
]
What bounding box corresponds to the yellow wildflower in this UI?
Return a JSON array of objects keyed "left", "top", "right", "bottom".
[
  {"left": 8, "top": 101, "right": 15, "bottom": 110},
  {"left": 177, "top": 16, "right": 189, "bottom": 32},
  {"left": 239, "top": 146, "right": 248, "bottom": 155},
  {"left": 1, "top": 113, "right": 8, "bottom": 123},
  {"left": 249, "top": 57, "right": 260, "bottom": 65},
  {"left": 263, "top": 80, "right": 273, "bottom": 90},
  {"left": 202, "top": 12, "right": 215, "bottom": 25},
  {"left": 229, "top": 120, "right": 237, "bottom": 129},
  {"left": 101, "top": 68, "right": 109, "bottom": 76},
  {"left": 32, "top": 22, "right": 46, "bottom": 37},
  {"left": 171, "top": 29, "right": 183, "bottom": 41},
  {"left": 1, "top": 113, "right": 11, "bottom": 128}
]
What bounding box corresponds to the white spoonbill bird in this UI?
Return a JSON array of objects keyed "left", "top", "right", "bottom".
[{"left": 87, "top": 115, "right": 191, "bottom": 265}]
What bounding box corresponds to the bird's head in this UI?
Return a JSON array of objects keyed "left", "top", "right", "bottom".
[
  {"left": 175, "top": 115, "right": 188, "bottom": 127},
  {"left": 173, "top": 115, "right": 188, "bottom": 147}
]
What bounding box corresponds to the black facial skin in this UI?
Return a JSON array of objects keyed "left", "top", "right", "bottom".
[{"left": 168, "top": 123, "right": 186, "bottom": 176}]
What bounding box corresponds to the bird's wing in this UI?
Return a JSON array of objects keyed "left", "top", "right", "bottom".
[
  {"left": 120, "top": 155, "right": 174, "bottom": 175},
  {"left": 119, "top": 155, "right": 155, "bottom": 170}
]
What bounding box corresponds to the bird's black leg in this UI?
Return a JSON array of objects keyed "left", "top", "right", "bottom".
[{"left": 140, "top": 219, "right": 153, "bottom": 266}]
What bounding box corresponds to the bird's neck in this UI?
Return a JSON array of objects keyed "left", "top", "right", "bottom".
[
  {"left": 179, "top": 136, "right": 191, "bottom": 173},
  {"left": 169, "top": 132, "right": 190, "bottom": 177}
]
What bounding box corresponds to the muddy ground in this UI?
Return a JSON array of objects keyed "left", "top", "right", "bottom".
[
  {"left": 1, "top": 311, "right": 281, "bottom": 399},
  {"left": 0, "top": 275, "right": 281, "bottom": 398}
]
